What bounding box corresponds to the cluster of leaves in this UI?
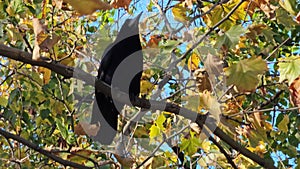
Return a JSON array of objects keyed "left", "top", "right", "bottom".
[{"left": 0, "top": 0, "right": 299, "bottom": 168}]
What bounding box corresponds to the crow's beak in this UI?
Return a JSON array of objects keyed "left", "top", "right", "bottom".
[{"left": 135, "top": 12, "right": 142, "bottom": 22}]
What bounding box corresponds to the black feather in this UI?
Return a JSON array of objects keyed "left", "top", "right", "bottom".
[{"left": 91, "top": 14, "right": 143, "bottom": 145}]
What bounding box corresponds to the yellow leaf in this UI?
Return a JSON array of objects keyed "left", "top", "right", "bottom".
[
  {"left": 149, "top": 125, "right": 160, "bottom": 140},
  {"left": 172, "top": 3, "right": 190, "bottom": 23},
  {"left": 255, "top": 141, "right": 267, "bottom": 154},
  {"left": 202, "top": 0, "right": 247, "bottom": 30},
  {"left": 156, "top": 113, "right": 166, "bottom": 130},
  {"left": 278, "top": 115, "right": 289, "bottom": 133},
  {"left": 0, "top": 96, "right": 8, "bottom": 107},
  {"left": 140, "top": 80, "right": 154, "bottom": 95},
  {"left": 201, "top": 140, "right": 211, "bottom": 152},
  {"left": 188, "top": 53, "right": 200, "bottom": 71}
]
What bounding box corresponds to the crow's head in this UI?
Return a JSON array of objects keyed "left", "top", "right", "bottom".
[{"left": 116, "top": 13, "right": 142, "bottom": 41}]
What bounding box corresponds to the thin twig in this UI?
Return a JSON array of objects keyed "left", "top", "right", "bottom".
[
  {"left": 137, "top": 125, "right": 190, "bottom": 168},
  {"left": 265, "top": 37, "right": 291, "bottom": 61}
]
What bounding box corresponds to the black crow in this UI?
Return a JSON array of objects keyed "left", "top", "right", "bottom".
[{"left": 91, "top": 13, "right": 143, "bottom": 145}]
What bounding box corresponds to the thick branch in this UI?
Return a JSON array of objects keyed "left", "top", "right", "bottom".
[{"left": 0, "top": 44, "right": 276, "bottom": 169}]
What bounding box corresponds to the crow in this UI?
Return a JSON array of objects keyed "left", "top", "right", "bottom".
[{"left": 91, "top": 13, "right": 143, "bottom": 145}]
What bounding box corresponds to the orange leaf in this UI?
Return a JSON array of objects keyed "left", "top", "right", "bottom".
[
  {"left": 289, "top": 75, "right": 300, "bottom": 112},
  {"left": 146, "top": 35, "right": 161, "bottom": 48},
  {"left": 38, "top": 67, "right": 51, "bottom": 84},
  {"left": 110, "top": 0, "right": 132, "bottom": 10}
]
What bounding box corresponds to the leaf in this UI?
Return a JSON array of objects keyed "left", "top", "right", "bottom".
[
  {"left": 0, "top": 96, "right": 8, "bottom": 107},
  {"left": 172, "top": 3, "right": 190, "bottom": 23},
  {"left": 194, "top": 69, "right": 212, "bottom": 92},
  {"left": 204, "top": 54, "right": 223, "bottom": 77},
  {"left": 188, "top": 53, "right": 200, "bottom": 71},
  {"left": 140, "top": 80, "right": 154, "bottom": 95},
  {"left": 110, "top": 0, "right": 132, "bottom": 10},
  {"left": 182, "top": 95, "right": 201, "bottom": 112},
  {"left": 202, "top": 0, "right": 247, "bottom": 31},
  {"left": 251, "top": 0, "right": 277, "bottom": 19},
  {"left": 179, "top": 132, "right": 201, "bottom": 155},
  {"left": 67, "top": 149, "right": 93, "bottom": 163},
  {"left": 215, "top": 25, "right": 246, "bottom": 49},
  {"left": 39, "top": 33, "right": 60, "bottom": 51},
  {"left": 279, "top": 0, "right": 297, "bottom": 16},
  {"left": 156, "top": 113, "right": 166, "bottom": 130},
  {"left": 74, "top": 122, "right": 100, "bottom": 136},
  {"left": 278, "top": 114, "right": 289, "bottom": 133},
  {"left": 63, "top": 0, "right": 112, "bottom": 15},
  {"left": 246, "top": 24, "right": 267, "bottom": 42},
  {"left": 38, "top": 67, "right": 51, "bottom": 84},
  {"left": 296, "top": 11, "right": 300, "bottom": 24},
  {"left": 225, "top": 56, "right": 268, "bottom": 92},
  {"left": 276, "top": 8, "right": 297, "bottom": 27},
  {"left": 55, "top": 117, "right": 68, "bottom": 139},
  {"left": 146, "top": 35, "right": 161, "bottom": 48},
  {"left": 149, "top": 125, "right": 160, "bottom": 139},
  {"left": 114, "top": 153, "right": 135, "bottom": 167},
  {"left": 289, "top": 76, "right": 300, "bottom": 112},
  {"left": 278, "top": 56, "right": 300, "bottom": 85}
]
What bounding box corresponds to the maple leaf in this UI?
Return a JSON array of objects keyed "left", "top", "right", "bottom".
[
  {"left": 225, "top": 56, "right": 268, "bottom": 92},
  {"left": 172, "top": 3, "right": 190, "bottom": 23},
  {"left": 278, "top": 56, "right": 300, "bottom": 85}
]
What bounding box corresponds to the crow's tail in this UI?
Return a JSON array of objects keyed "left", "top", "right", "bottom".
[{"left": 91, "top": 92, "right": 118, "bottom": 145}]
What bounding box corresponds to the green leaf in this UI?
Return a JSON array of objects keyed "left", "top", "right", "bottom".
[
  {"left": 278, "top": 56, "right": 300, "bottom": 85},
  {"left": 55, "top": 117, "right": 68, "bottom": 139},
  {"left": 215, "top": 25, "right": 246, "bottom": 49},
  {"left": 278, "top": 115, "right": 289, "bottom": 133},
  {"left": 0, "top": 96, "right": 8, "bottom": 107},
  {"left": 41, "top": 109, "right": 50, "bottom": 119},
  {"left": 279, "top": 0, "right": 298, "bottom": 16},
  {"left": 225, "top": 56, "right": 268, "bottom": 91},
  {"left": 179, "top": 132, "right": 201, "bottom": 155},
  {"left": 276, "top": 8, "right": 296, "bottom": 28},
  {"left": 182, "top": 95, "right": 200, "bottom": 112}
]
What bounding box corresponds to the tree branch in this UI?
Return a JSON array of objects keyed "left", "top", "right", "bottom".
[
  {"left": 210, "top": 136, "right": 238, "bottom": 169},
  {"left": 0, "top": 128, "right": 92, "bottom": 169},
  {"left": 0, "top": 44, "right": 276, "bottom": 169}
]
